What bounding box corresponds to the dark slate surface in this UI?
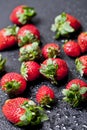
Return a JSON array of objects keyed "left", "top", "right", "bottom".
[{"left": 0, "top": 0, "right": 87, "bottom": 130}]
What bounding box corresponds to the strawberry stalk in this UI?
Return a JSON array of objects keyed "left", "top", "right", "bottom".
[
  {"left": 0, "top": 54, "right": 6, "bottom": 72},
  {"left": 40, "top": 59, "right": 58, "bottom": 84},
  {"left": 5, "top": 25, "right": 19, "bottom": 36},
  {"left": 62, "top": 84, "right": 87, "bottom": 107},
  {"left": 16, "top": 100, "right": 48, "bottom": 126}
]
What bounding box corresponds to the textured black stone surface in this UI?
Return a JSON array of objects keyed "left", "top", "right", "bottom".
[{"left": 0, "top": 0, "right": 87, "bottom": 130}]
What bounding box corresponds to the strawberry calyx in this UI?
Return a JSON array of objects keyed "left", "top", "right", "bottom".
[
  {"left": 40, "top": 58, "right": 58, "bottom": 84},
  {"left": 17, "top": 6, "right": 36, "bottom": 25},
  {"left": 19, "top": 42, "right": 40, "bottom": 62},
  {"left": 4, "top": 25, "right": 19, "bottom": 36},
  {"left": 62, "top": 84, "right": 87, "bottom": 107},
  {"left": 51, "top": 12, "right": 74, "bottom": 39},
  {"left": 0, "top": 54, "right": 6, "bottom": 72},
  {"left": 75, "top": 58, "right": 85, "bottom": 76},
  {"left": 16, "top": 100, "right": 48, "bottom": 126},
  {"left": 40, "top": 95, "right": 54, "bottom": 108},
  {"left": 47, "top": 47, "right": 60, "bottom": 58},
  {"left": 20, "top": 62, "right": 28, "bottom": 80},
  {"left": 18, "top": 30, "right": 40, "bottom": 47},
  {"left": 3, "top": 80, "right": 20, "bottom": 94}
]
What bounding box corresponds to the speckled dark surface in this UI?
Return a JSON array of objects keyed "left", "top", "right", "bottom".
[{"left": 0, "top": 0, "right": 87, "bottom": 130}]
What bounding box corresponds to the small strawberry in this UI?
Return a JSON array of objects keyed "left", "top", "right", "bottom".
[
  {"left": 0, "top": 25, "right": 19, "bottom": 51},
  {"left": 62, "top": 79, "right": 87, "bottom": 107},
  {"left": 18, "top": 24, "right": 40, "bottom": 47},
  {"left": 2, "top": 97, "right": 48, "bottom": 126},
  {"left": 0, "top": 54, "right": 6, "bottom": 72},
  {"left": 10, "top": 5, "right": 36, "bottom": 25},
  {"left": 51, "top": 12, "right": 81, "bottom": 39},
  {"left": 36, "top": 85, "right": 55, "bottom": 107},
  {"left": 78, "top": 32, "right": 87, "bottom": 53},
  {"left": 41, "top": 43, "right": 60, "bottom": 59},
  {"left": 75, "top": 55, "right": 87, "bottom": 76},
  {"left": 20, "top": 61, "right": 40, "bottom": 81},
  {"left": 19, "top": 42, "right": 41, "bottom": 62},
  {"left": 63, "top": 40, "right": 81, "bottom": 57},
  {"left": 0, "top": 72, "right": 26, "bottom": 95},
  {"left": 40, "top": 58, "right": 68, "bottom": 84}
]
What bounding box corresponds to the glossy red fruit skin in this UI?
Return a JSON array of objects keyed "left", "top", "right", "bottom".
[
  {"left": 18, "top": 24, "right": 40, "bottom": 46},
  {"left": 1, "top": 72, "right": 26, "bottom": 95},
  {"left": 42, "top": 43, "right": 60, "bottom": 59},
  {"left": 36, "top": 85, "right": 55, "bottom": 103},
  {"left": 66, "top": 14, "right": 81, "bottom": 30},
  {"left": 21, "top": 61, "right": 40, "bottom": 81},
  {"left": 78, "top": 56, "right": 87, "bottom": 75},
  {"left": 78, "top": 32, "right": 87, "bottom": 53},
  {"left": 0, "top": 29, "right": 17, "bottom": 51},
  {"left": 10, "top": 5, "right": 24, "bottom": 25},
  {"left": 63, "top": 40, "right": 81, "bottom": 57},
  {"left": 2, "top": 97, "right": 28, "bottom": 124},
  {"left": 66, "top": 79, "right": 87, "bottom": 98}
]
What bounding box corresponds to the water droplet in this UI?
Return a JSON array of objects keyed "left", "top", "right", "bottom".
[
  {"left": 47, "top": 110, "right": 51, "bottom": 113},
  {"left": 62, "top": 126, "right": 66, "bottom": 130},
  {"left": 82, "top": 124, "right": 87, "bottom": 129},
  {"left": 75, "top": 123, "right": 79, "bottom": 126},
  {"left": 56, "top": 125, "right": 60, "bottom": 128},
  {"left": 73, "top": 115, "right": 76, "bottom": 119}
]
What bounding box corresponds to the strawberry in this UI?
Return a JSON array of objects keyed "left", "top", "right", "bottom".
[
  {"left": 0, "top": 25, "right": 19, "bottom": 51},
  {"left": 36, "top": 85, "right": 55, "bottom": 107},
  {"left": 17, "top": 24, "right": 40, "bottom": 47},
  {"left": 41, "top": 43, "right": 60, "bottom": 59},
  {"left": 51, "top": 12, "right": 81, "bottom": 39},
  {"left": 62, "top": 79, "right": 87, "bottom": 107},
  {"left": 19, "top": 42, "right": 41, "bottom": 62},
  {"left": 40, "top": 58, "right": 68, "bottom": 84},
  {"left": 10, "top": 5, "right": 36, "bottom": 25},
  {"left": 0, "top": 72, "right": 26, "bottom": 95},
  {"left": 0, "top": 54, "right": 6, "bottom": 72},
  {"left": 63, "top": 40, "right": 81, "bottom": 57},
  {"left": 78, "top": 32, "right": 87, "bottom": 53},
  {"left": 75, "top": 55, "right": 87, "bottom": 76},
  {"left": 20, "top": 61, "right": 40, "bottom": 81},
  {"left": 2, "top": 97, "right": 48, "bottom": 126}
]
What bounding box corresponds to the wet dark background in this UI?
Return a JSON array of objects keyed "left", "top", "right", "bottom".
[{"left": 0, "top": 0, "right": 87, "bottom": 130}]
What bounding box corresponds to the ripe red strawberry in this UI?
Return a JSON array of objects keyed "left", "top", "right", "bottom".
[
  {"left": 36, "top": 85, "right": 55, "bottom": 107},
  {"left": 2, "top": 97, "right": 48, "bottom": 126},
  {"left": 10, "top": 5, "right": 36, "bottom": 25},
  {"left": 18, "top": 24, "right": 40, "bottom": 47},
  {"left": 62, "top": 79, "right": 87, "bottom": 107},
  {"left": 75, "top": 55, "right": 87, "bottom": 76},
  {"left": 78, "top": 32, "right": 87, "bottom": 53},
  {"left": 63, "top": 40, "right": 81, "bottom": 57},
  {"left": 0, "top": 72, "right": 26, "bottom": 95},
  {"left": 51, "top": 12, "right": 81, "bottom": 39},
  {"left": 40, "top": 58, "right": 68, "bottom": 84},
  {"left": 0, "top": 54, "right": 6, "bottom": 72},
  {"left": 42, "top": 43, "right": 60, "bottom": 59},
  {"left": 19, "top": 42, "right": 41, "bottom": 62},
  {"left": 0, "top": 25, "right": 19, "bottom": 51},
  {"left": 20, "top": 61, "right": 40, "bottom": 81}
]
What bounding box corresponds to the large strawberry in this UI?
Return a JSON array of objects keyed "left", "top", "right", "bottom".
[
  {"left": 75, "top": 55, "right": 87, "bottom": 76},
  {"left": 20, "top": 61, "right": 40, "bottom": 81},
  {"left": 0, "top": 25, "right": 19, "bottom": 51},
  {"left": 10, "top": 5, "right": 36, "bottom": 25},
  {"left": 19, "top": 42, "right": 41, "bottom": 62},
  {"left": 51, "top": 12, "right": 81, "bottom": 39},
  {"left": 63, "top": 40, "right": 81, "bottom": 57},
  {"left": 36, "top": 85, "right": 55, "bottom": 107},
  {"left": 40, "top": 58, "right": 68, "bottom": 84},
  {"left": 18, "top": 24, "right": 40, "bottom": 47},
  {"left": 62, "top": 79, "right": 87, "bottom": 107},
  {"left": 2, "top": 97, "right": 48, "bottom": 126},
  {"left": 0, "top": 72, "right": 26, "bottom": 95},
  {"left": 41, "top": 43, "right": 60, "bottom": 59},
  {"left": 78, "top": 32, "right": 87, "bottom": 53},
  {"left": 0, "top": 54, "right": 6, "bottom": 72}
]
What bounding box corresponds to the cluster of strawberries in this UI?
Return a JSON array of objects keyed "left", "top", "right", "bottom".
[{"left": 0, "top": 5, "right": 87, "bottom": 127}]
